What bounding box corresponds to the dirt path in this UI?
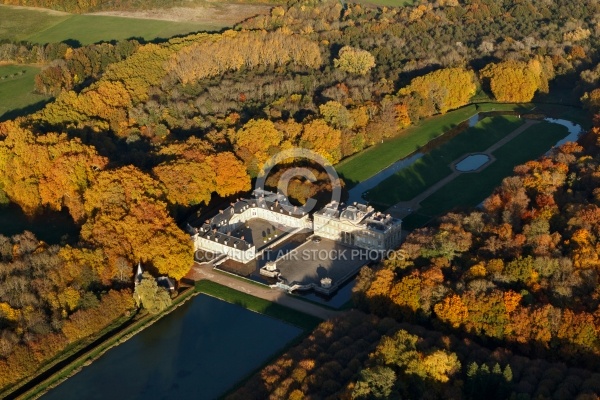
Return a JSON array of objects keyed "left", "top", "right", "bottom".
[
  {"left": 89, "top": 4, "right": 272, "bottom": 24},
  {"left": 188, "top": 262, "right": 341, "bottom": 320},
  {"left": 387, "top": 119, "right": 540, "bottom": 218}
]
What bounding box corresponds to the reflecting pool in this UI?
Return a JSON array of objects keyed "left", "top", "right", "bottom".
[{"left": 455, "top": 154, "right": 491, "bottom": 172}]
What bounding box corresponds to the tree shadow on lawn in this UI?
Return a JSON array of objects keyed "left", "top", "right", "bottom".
[{"left": 0, "top": 98, "right": 52, "bottom": 122}]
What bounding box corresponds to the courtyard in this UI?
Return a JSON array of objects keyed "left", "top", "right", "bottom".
[
  {"left": 229, "top": 218, "right": 287, "bottom": 250},
  {"left": 269, "top": 238, "right": 371, "bottom": 289}
]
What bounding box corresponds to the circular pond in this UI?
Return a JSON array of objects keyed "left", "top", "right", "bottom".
[{"left": 455, "top": 154, "right": 490, "bottom": 172}]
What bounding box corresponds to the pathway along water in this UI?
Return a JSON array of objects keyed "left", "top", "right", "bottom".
[{"left": 42, "top": 295, "right": 301, "bottom": 400}]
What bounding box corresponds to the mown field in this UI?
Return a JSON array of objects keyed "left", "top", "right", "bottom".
[
  {"left": 403, "top": 121, "right": 569, "bottom": 229},
  {"left": 0, "top": 64, "right": 49, "bottom": 120},
  {"left": 336, "top": 102, "right": 530, "bottom": 186},
  {"left": 364, "top": 115, "right": 525, "bottom": 206},
  {"left": 0, "top": 5, "right": 225, "bottom": 44},
  {"left": 25, "top": 15, "right": 223, "bottom": 45}
]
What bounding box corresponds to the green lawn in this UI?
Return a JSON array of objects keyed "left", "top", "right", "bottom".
[
  {"left": 195, "top": 280, "right": 322, "bottom": 331},
  {"left": 0, "top": 5, "right": 224, "bottom": 45},
  {"left": 0, "top": 6, "right": 69, "bottom": 42},
  {"left": 0, "top": 65, "right": 49, "bottom": 120},
  {"left": 336, "top": 102, "right": 530, "bottom": 187},
  {"left": 407, "top": 121, "right": 569, "bottom": 227},
  {"left": 25, "top": 15, "right": 221, "bottom": 45},
  {"left": 365, "top": 116, "right": 525, "bottom": 207}
]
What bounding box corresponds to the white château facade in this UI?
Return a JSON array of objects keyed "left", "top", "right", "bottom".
[
  {"left": 192, "top": 190, "right": 402, "bottom": 262},
  {"left": 313, "top": 201, "right": 403, "bottom": 251},
  {"left": 192, "top": 190, "right": 311, "bottom": 262}
]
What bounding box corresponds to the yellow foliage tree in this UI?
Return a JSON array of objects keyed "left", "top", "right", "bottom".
[
  {"left": 233, "top": 119, "right": 283, "bottom": 175},
  {"left": 480, "top": 58, "right": 554, "bottom": 102},
  {"left": 299, "top": 119, "right": 342, "bottom": 164},
  {"left": 0, "top": 302, "right": 18, "bottom": 322},
  {"left": 167, "top": 31, "right": 322, "bottom": 85},
  {"left": 334, "top": 46, "right": 376, "bottom": 75},
  {"left": 0, "top": 121, "right": 107, "bottom": 222},
  {"left": 398, "top": 67, "right": 477, "bottom": 113},
  {"left": 422, "top": 350, "right": 461, "bottom": 383}
]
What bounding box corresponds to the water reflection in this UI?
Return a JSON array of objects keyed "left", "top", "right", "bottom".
[
  {"left": 455, "top": 154, "right": 491, "bottom": 172},
  {"left": 544, "top": 118, "right": 583, "bottom": 148},
  {"left": 42, "top": 295, "right": 301, "bottom": 400}
]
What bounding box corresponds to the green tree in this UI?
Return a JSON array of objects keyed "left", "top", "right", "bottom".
[
  {"left": 133, "top": 272, "right": 172, "bottom": 314},
  {"left": 319, "top": 101, "right": 354, "bottom": 128},
  {"left": 353, "top": 366, "right": 396, "bottom": 399}
]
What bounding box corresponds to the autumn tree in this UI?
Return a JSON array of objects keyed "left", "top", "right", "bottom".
[
  {"left": 0, "top": 121, "right": 107, "bottom": 222},
  {"left": 153, "top": 160, "right": 216, "bottom": 206},
  {"left": 133, "top": 272, "right": 172, "bottom": 314},
  {"left": 334, "top": 46, "right": 376, "bottom": 75},
  {"left": 480, "top": 58, "right": 554, "bottom": 102},
  {"left": 81, "top": 166, "right": 193, "bottom": 279},
  {"left": 207, "top": 152, "right": 251, "bottom": 197},
  {"left": 232, "top": 119, "right": 283, "bottom": 176},
  {"left": 299, "top": 119, "right": 342, "bottom": 164},
  {"left": 167, "top": 30, "right": 322, "bottom": 85},
  {"left": 398, "top": 67, "right": 477, "bottom": 114}
]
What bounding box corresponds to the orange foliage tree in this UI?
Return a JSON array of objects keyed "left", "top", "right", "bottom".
[
  {"left": 299, "top": 119, "right": 342, "bottom": 164},
  {"left": 207, "top": 152, "right": 251, "bottom": 197},
  {"left": 81, "top": 166, "right": 193, "bottom": 279},
  {"left": 0, "top": 121, "right": 108, "bottom": 222}
]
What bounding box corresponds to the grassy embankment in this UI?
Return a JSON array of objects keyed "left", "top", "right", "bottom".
[
  {"left": 336, "top": 102, "right": 530, "bottom": 187},
  {"left": 195, "top": 280, "right": 323, "bottom": 330}
]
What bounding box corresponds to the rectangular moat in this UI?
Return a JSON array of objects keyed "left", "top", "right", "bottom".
[{"left": 42, "top": 295, "right": 302, "bottom": 400}]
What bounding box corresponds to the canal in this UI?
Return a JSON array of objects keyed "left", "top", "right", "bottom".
[{"left": 42, "top": 294, "right": 302, "bottom": 400}]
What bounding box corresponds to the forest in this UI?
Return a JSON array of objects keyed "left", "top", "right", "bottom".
[
  {"left": 1, "top": 0, "right": 600, "bottom": 396},
  {"left": 232, "top": 119, "right": 600, "bottom": 399}
]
